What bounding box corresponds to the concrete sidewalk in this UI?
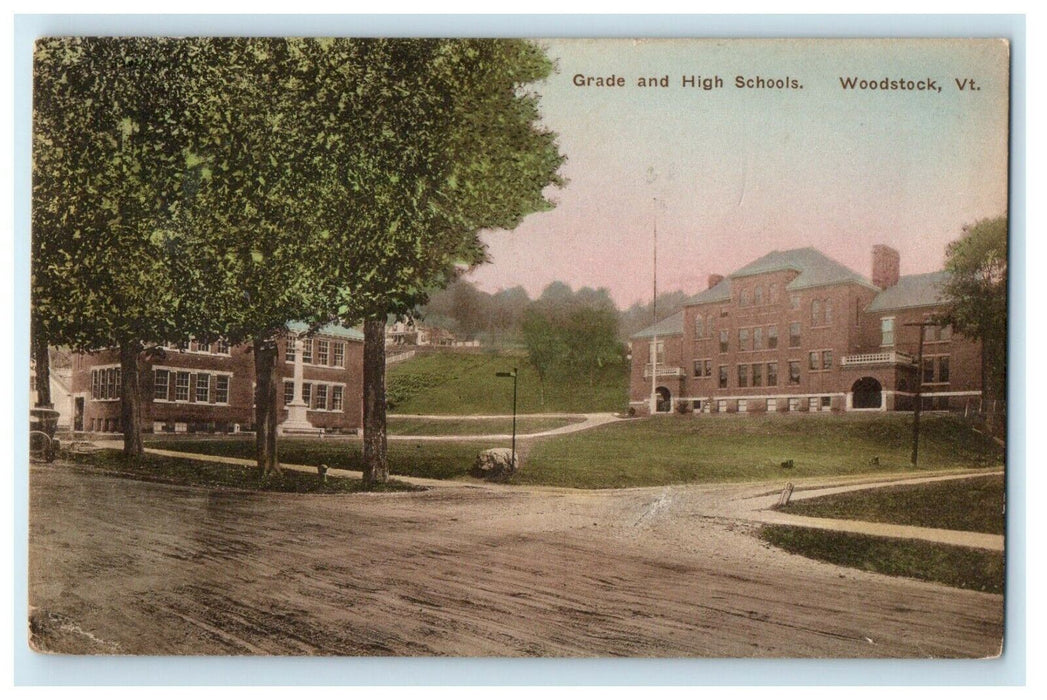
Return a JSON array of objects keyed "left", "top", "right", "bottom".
[{"left": 730, "top": 470, "right": 1006, "bottom": 552}]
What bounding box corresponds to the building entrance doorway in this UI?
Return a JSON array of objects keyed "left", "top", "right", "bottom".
[
  {"left": 852, "top": 377, "right": 883, "bottom": 409},
  {"left": 73, "top": 396, "right": 84, "bottom": 432},
  {"left": 655, "top": 386, "right": 672, "bottom": 413}
]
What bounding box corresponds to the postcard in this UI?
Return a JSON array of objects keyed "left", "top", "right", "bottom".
[{"left": 28, "top": 37, "right": 1009, "bottom": 659}]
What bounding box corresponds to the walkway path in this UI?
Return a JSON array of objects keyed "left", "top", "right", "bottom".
[{"left": 386, "top": 412, "right": 623, "bottom": 441}]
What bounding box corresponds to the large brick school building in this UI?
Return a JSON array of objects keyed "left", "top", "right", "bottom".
[
  {"left": 70, "top": 323, "right": 364, "bottom": 434},
  {"left": 629, "top": 245, "right": 982, "bottom": 415}
]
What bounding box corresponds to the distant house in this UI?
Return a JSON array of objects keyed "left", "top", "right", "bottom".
[
  {"left": 70, "top": 323, "right": 363, "bottom": 434},
  {"left": 385, "top": 316, "right": 459, "bottom": 347},
  {"left": 629, "top": 245, "right": 982, "bottom": 414}
]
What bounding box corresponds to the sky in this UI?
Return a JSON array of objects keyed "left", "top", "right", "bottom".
[{"left": 464, "top": 38, "right": 1011, "bottom": 310}]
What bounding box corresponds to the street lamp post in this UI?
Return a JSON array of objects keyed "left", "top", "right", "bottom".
[
  {"left": 904, "top": 321, "right": 937, "bottom": 467},
  {"left": 496, "top": 368, "right": 518, "bottom": 468}
]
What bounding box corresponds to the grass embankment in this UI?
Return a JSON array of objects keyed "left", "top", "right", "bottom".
[
  {"left": 761, "top": 526, "right": 1004, "bottom": 593},
  {"left": 782, "top": 474, "right": 1005, "bottom": 534},
  {"left": 513, "top": 413, "right": 1004, "bottom": 488},
  {"left": 148, "top": 413, "right": 1002, "bottom": 489},
  {"left": 387, "top": 415, "right": 581, "bottom": 436},
  {"left": 760, "top": 473, "right": 1006, "bottom": 593},
  {"left": 386, "top": 350, "right": 628, "bottom": 414},
  {"left": 66, "top": 450, "right": 423, "bottom": 494},
  {"left": 146, "top": 436, "right": 487, "bottom": 481}
]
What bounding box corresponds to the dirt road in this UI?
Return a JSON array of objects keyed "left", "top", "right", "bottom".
[{"left": 28, "top": 462, "right": 1003, "bottom": 657}]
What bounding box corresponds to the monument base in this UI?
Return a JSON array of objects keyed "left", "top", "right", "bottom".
[{"left": 278, "top": 403, "right": 322, "bottom": 436}]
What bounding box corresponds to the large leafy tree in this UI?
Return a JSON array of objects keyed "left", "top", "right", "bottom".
[
  {"left": 295, "top": 39, "right": 565, "bottom": 486},
  {"left": 32, "top": 38, "right": 202, "bottom": 455},
  {"left": 941, "top": 215, "right": 1008, "bottom": 416}
]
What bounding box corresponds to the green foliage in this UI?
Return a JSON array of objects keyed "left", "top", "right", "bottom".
[
  {"left": 941, "top": 216, "right": 1008, "bottom": 404},
  {"left": 760, "top": 526, "right": 1004, "bottom": 594},
  {"left": 779, "top": 474, "right": 1005, "bottom": 534}
]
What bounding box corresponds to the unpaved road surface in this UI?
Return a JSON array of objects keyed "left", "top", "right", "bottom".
[{"left": 28, "top": 461, "right": 1003, "bottom": 657}]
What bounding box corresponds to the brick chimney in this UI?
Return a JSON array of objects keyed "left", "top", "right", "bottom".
[
  {"left": 707, "top": 274, "right": 724, "bottom": 290},
  {"left": 872, "top": 245, "right": 900, "bottom": 290}
]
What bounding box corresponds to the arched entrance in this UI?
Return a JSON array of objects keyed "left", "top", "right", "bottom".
[
  {"left": 655, "top": 386, "right": 672, "bottom": 413},
  {"left": 851, "top": 377, "right": 883, "bottom": 409}
]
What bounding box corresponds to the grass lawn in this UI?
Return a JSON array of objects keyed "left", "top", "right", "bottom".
[
  {"left": 65, "top": 450, "right": 423, "bottom": 493},
  {"left": 760, "top": 525, "right": 1004, "bottom": 593},
  {"left": 387, "top": 415, "right": 581, "bottom": 436},
  {"left": 149, "top": 412, "right": 1002, "bottom": 490},
  {"left": 781, "top": 474, "right": 1005, "bottom": 534},
  {"left": 512, "top": 412, "right": 1004, "bottom": 488},
  {"left": 146, "top": 436, "right": 488, "bottom": 481},
  {"left": 386, "top": 350, "right": 628, "bottom": 414}
]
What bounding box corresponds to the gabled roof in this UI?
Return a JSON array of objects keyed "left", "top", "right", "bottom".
[
  {"left": 867, "top": 271, "right": 950, "bottom": 312},
  {"left": 686, "top": 277, "right": 732, "bottom": 305},
  {"left": 630, "top": 310, "right": 684, "bottom": 339},
  {"left": 286, "top": 321, "right": 365, "bottom": 341},
  {"left": 730, "top": 247, "right": 879, "bottom": 292}
]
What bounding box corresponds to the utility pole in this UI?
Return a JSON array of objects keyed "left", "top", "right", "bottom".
[
  {"left": 649, "top": 197, "right": 659, "bottom": 415},
  {"left": 496, "top": 368, "right": 518, "bottom": 468},
  {"left": 905, "top": 321, "right": 938, "bottom": 467}
]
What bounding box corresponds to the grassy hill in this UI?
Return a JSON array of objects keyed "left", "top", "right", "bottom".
[{"left": 385, "top": 349, "right": 629, "bottom": 415}]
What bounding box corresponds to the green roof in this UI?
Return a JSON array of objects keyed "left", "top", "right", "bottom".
[
  {"left": 286, "top": 321, "right": 364, "bottom": 341},
  {"left": 630, "top": 310, "right": 684, "bottom": 339},
  {"left": 686, "top": 277, "right": 732, "bottom": 305},
  {"left": 731, "top": 247, "right": 878, "bottom": 291},
  {"left": 867, "top": 271, "right": 950, "bottom": 312}
]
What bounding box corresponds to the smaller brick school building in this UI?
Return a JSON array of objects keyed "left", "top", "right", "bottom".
[
  {"left": 629, "top": 245, "right": 982, "bottom": 415},
  {"left": 70, "top": 323, "right": 363, "bottom": 434}
]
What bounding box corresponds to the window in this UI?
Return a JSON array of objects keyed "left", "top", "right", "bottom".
[
  {"left": 719, "top": 330, "right": 729, "bottom": 353},
  {"left": 286, "top": 335, "right": 297, "bottom": 362},
  {"left": 331, "top": 386, "right": 344, "bottom": 411},
  {"left": 302, "top": 339, "right": 313, "bottom": 364},
  {"left": 175, "top": 372, "right": 190, "bottom": 401},
  {"left": 788, "top": 397, "right": 801, "bottom": 411},
  {"left": 809, "top": 351, "right": 819, "bottom": 371},
  {"left": 766, "top": 398, "right": 777, "bottom": 412},
  {"left": 154, "top": 369, "right": 170, "bottom": 401},
  {"left": 739, "top": 328, "right": 749, "bottom": 352},
  {"left": 752, "top": 363, "right": 763, "bottom": 387},
  {"left": 789, "top": 322, "right": 801, "bottom": 348},
  {"left": 333, "top": 342, "right": 345, "bottom": 367},
  {"left": 315, "top": 384, "right": 328, "bottom": 410},
  {"left": 316, "top": 339, "right": 330, "bottom": 366},
  {"left": 302, "top": 383, "right": 312, "bottom": 407},
  {"left": 704, "top": 360, "right": 711, "bottom": 376},
  {"left": 767, "top": 325, "right": 778, "bottom": 349},
  {"left": 737, "top": 399, "right": 748, "bottom": 413},
  {"left": 284, "top": 381, "right": 295, "bottom": 405},
  {"left": 694, "top": 316, "right": 704, "bottom": 339},
  {"left": 881, "top": 317, "right": 895, "bottom": 346},
  {"left": 809, "top": 397, "right": 819, "bottom": 412},
  {"left": 770, "top": 284, "right": 780, "bottom": 304},
  {"left": 215, "top": 339, "right": 230, "bottom": 355},
  {"left": 754, "top": 286, "right": 763, "bottom": 305},
  {"left": 717, "top": 399, "right": 728, "bottom": 413},
  {"left": 737, "top": 364, "right": 749, "bottom": 388},
  {"left": 693, "top": 360, "right": 706, "bottom": 378},
  {"left": 822, "top": 350, "right": 833, "bottom": 370},
  {"left": 790, "top": 294, "right": 800, "bottom": 310},
  {"left": 740, "top": 288, "right": 750, "bottom": 307},
  {"left": 788, "top": 361, "right": 801, "bottom": 385},
  {"left": 939, "top": 356, "right": 950, "bottom": 383},
  {"left": 718, "top": 365, "right": 728, "bottom": 389},
  {"left": 824, "top": 301, "right": 833, "bottom": 325},
  {"left": 811, "top": 300, "right": 822, "bottom": 326},
  {"left": 821, "top": 396, "right": 831, "bottom": 410},
  {"left": 195, "top": 373, "right": 210, "bottom": 403},
  {"left": 109, "top": 368, "right": 119, "bottom": 399},
  {"left": 767, "top": 362, "right": 778, "bottom": 386},
  {"left": 923, "top": 358, "right": 935, "bottom": 383},
  {"left": 91, "top": 370, "right": 100, "bottom": 398},
  {"left": 753, "top": 327, "right": 763, "bottom": 350},
  {"left": 653, "top": 340, "right": 665, "bottom": 365},
  {"left": 941, "top": 325, "right": 953, "bottom": 342},
  {"left": 215, "top": 375, "right": 229, "bottom": 404}
]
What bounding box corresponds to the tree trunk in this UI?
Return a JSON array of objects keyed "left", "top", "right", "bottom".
[
  {"left": 32, "top": 330, "right": 52, "bottom": 408},
  {"left": 362, "top": 316, "right": 388, "bottom": 488},
  {"left": 254, "top": 337, "right": 281, "bottom": 478},
  {"left": 118, "top": 339, "right": 144, "bottom": 457}
]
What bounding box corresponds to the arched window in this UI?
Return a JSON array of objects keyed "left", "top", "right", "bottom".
[
  {"left": 754, "top": 286, "right": 764, "bottom": 305},
  {"left": 811, "top": 300, "right": 822, "bottom": 325}
]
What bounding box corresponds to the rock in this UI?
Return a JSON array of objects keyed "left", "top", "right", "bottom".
[{"left": 473, "top": 448, "right": 520, "bottom": 481}]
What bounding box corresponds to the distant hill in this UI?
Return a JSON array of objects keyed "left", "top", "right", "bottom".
[{"left": 386, "top": 349, "right": 629, "bottom": 415}]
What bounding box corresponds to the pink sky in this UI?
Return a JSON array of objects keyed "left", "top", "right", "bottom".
[{"left": 465, "top": 39, "right": 1010, "bottom": 309}]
